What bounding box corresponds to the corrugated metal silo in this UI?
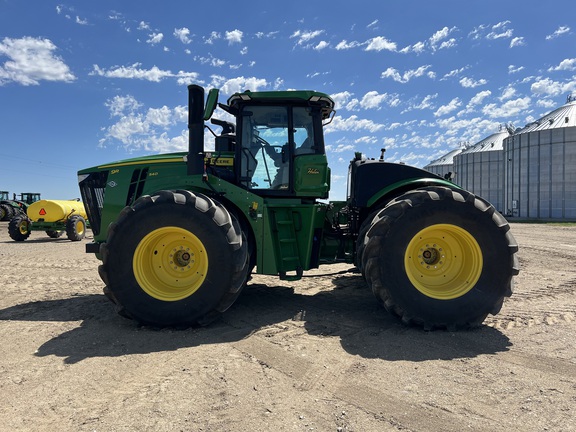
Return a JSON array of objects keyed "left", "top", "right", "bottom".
[
  {"left": 423, "top": 148, "right": 462, "bottom": 178},
  {"left": 504, "top": 95, "right": 576, "bottom": 219},
  {"left": 453, "top": 128, "right": 510, "bottom": 212}
]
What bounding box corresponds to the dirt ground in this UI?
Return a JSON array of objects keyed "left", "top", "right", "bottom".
[{"left": 0, "top": 221, "right": 575, "bottom": 432}]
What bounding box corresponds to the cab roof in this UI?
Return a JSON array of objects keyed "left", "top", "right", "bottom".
[{"left": 227, "top": 89, "right": 335, "bottom": 119}]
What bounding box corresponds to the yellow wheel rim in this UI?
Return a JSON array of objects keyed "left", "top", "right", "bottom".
[
  {"left": 19, "top": 221, "right": 29, "bottom": 235},
  {"left": 75, "top": 220, "right": 85, "bottom": 236},
  {"left": 133, "top": 227, "right": 208, "bottom": 301},
  {"left": 405, "top": 224, "right": 483, "bottom": 300}
]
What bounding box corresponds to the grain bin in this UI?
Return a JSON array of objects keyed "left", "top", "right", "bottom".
[
  {"left": 504, "top": 95, "right": 576, "bottom": 219},
  {"left": 423, "top": 148, "right": 462, "bottom": 178},
  {"left": 453, "top": 128, "right": 511, "bottom": 213}
]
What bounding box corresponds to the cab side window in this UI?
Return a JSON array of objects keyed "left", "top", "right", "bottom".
[{"left": 240, "top": 106, "right": 289, "bottom": 190}]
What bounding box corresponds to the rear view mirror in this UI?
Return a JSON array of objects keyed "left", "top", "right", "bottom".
[{"left": 203, "top": 88, "right": 219, "bottom": 121}]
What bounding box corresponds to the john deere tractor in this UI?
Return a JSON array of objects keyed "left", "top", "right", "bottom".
[
  {"left": 78, "top": 85, "right": 518, "bottom": 330},
  {"left": 0, "top": 192, "right": 41, "bottom": 221}
]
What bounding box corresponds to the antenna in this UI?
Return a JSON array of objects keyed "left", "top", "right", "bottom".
[{"left": 379, "top": 148, "right": 386, "bottom": 161}]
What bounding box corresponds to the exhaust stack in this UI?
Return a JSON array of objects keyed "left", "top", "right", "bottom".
[{"left": 187, "top": 84, "right": 205, "bottom": 176}]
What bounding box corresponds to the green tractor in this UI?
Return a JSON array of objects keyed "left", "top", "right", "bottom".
[
  {"left": 0, "top": 191, "right": 41, "bottom": 221},
  {"left": 78, "top": 85, "right": 519, "bottom": 330}
]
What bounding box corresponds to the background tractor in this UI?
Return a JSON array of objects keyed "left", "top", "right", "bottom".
[
  {"left": 78, "top": 84, "right": 519, "bottom": 330},
  {"left": 9, "top": 198, "right": 88, "bottom": 242},
  {"left": 0, "top": 191, "right": 41, "bottom": 221}
]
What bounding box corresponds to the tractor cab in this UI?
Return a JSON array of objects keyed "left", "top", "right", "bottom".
[
  {"left": 193, "top": 86, "right": 335, "bottom": 200},
  {"left": 19, "top": 192, "right": 41, "bottom": 204}
]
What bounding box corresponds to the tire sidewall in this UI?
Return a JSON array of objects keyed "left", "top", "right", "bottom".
[
  {"left": 369, "top": 191, "right": 511, "bottom": 324},
  {"left": 106, "top": 200, "right": 236, "bottom": 326}
]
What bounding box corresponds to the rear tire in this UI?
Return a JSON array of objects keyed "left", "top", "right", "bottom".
[
  {"left": 46, "top": 230, "right": 64, "bottom": 238},
  {"left": 8, "top": 215, "right": 31, "bottom": 241},
  {"left": 1, "top": 204, "right": 14, "bottom": 221},
  {"left": 98, "top": 190, "right": 249, "bottom": 328},
  {"left": 361, "top": 186, "right": 519, "bottom": 330},
  {"left": 66, "top": 215, "right": 86, "bottom": 241}
]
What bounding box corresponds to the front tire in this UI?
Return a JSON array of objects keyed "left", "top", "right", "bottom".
[
  {"left": 361, "top": 186, "right": 519, "bottom": 330},
  {"left": 99, "top": 190, "right": 249, "bottom": 328},
  {"left": 8, "top": 215, "right": 31, "bottom": 241}
]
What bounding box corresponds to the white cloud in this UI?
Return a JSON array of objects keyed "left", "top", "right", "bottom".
[
  {"left": 536, "top": 99, "right": 557, "bottom": 109},
  {"left": 510, "top": 37, "right": 525, "bottom": 48},
  {"left": 291, "top": 30, "right": 324, "bottom": 46},
  {"left": 0, "top": 36, "right": 76, "bottom": 85},
  {"left": 146, "top": 106, "right": 173, "bottom": 127},
  {"left": 487, "top": 21, "right": 513, "bottom": 40},
  {"left": 531, "top": 77, "right": 576, "bottom": 96},
  {"left": 459, "top": 77, "right": 487, "bottom": 88},
  {"left": 381, "top": 65, "right": 433, "bottom": 83},
  {"left": 314, "top": 41, "right": 329, "bottom": 50},
  {"left": 429, "top": 26, "right": 458, "bottom": 51},
  {"left": 399, "top": 41, "right": 426, "bottom": 54},
  {"left": 335, "top": 40, "right": 361, "bottom": 50},
  {"left": 468, "top": 90, "right": 492, "bottom": 107},
  {"left": 508, "top": 65, "right": 524, "bottom": 74},
  {"left": 359, "top": 91, "right": 388, "bottom": 110},
  {"left": 414, "top": 94, "right": 438, "bottom": 110},
  {"left": 91, "top": 63, "right": 201, "bottom": 85},
  {"left": 330, "top": 91, "right": 353, "bottom": 108},
  {"left": 100, "top": 96, "right": 190, "bottom": 153},
  {"left": 204, "top": 31, "right": 221, "bottom": 44},
  {"left": 441, "top": 66, "right": 469, "bottom": 80},
  {"left": 194, "top": 54, "right": 226, "bottom": 68},
  {"left": 210, "top": 76, "right": 269, "bottom": 95},
  {"left": 548, "top": 58, "right": 576, "bottom": 72},
  {"left": 147, "top": 32, "right": 164, "bottom": 45},
  {"left": 482, "top": 97, "right": 531, "bottom": 118},
  {"left": 365, "top": 36, "right": 397, "bottom": 52},
  {"left": 175, "top": 71, "right": 202, "bottom": 86},
  {"left": 401, "top": 27, "right": 457, "bottom": 54},
  {"left": 325, "top": 143, "right": 356, "bottom": 153},
  {"left": 354, "top": 136, "right": 378, "bottom": 144},
  {"left": 401, "top": 94, "right": 438, "bottom": 114},
  {"left": 174, "top": 28, "right": 192, "bottom": 44},
  {"left": 469, "top": 21, "right": 514, "bottom": 41},
  {"left": 546, "top": 26, "right": 570, "bottom": 40},
  {"left": 225, "top": 29, "right": 243, "bottom": 45},
  {"left": 91, "top": 63, "right": 173, "bottom": 81},
  {"left": 434, "top": 98, "right": 461, "bottom": 117},
  {"left": 138, "top": 21, "right": 150, "bottom": 31},
  {"left": 499, "top": 86, "right": 516, "bottom": 101},
  {"left": 105, "top": 95, "right": 142, "bottom": 117},
  {"left": 75, "top": 16, "right": 88, "bottom": 25},
  {"left": 324, "top": 115, "right": 384, "bottom": 134}
]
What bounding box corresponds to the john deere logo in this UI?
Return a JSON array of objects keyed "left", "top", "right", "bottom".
[{"left": 307, "top": 168, "right": 320, "bottom": 175}]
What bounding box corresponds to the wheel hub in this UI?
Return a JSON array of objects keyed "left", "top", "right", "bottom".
[
  {"left": 172, "top": 248, "right": 192, "bottom": 268},
  {"left": 421, "top": 246, "right": 441, "bottom": 266}
]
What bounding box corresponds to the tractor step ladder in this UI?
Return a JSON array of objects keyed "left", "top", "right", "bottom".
[{"left": 271, "top": 208, "right": 303, "bottom": 281}]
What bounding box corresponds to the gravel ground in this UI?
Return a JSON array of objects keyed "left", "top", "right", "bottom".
[{"left": 0, "top": 221, "right": 575, "bottom": 431}]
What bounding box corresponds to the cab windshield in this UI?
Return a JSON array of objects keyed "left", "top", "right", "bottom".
[{"left": 239, "top": 105, "right": 317, "bottom": 191}]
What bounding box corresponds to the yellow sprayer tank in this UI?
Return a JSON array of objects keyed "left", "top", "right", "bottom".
[{"left": 27, "top": 199, "right": 87, "bottom": 223}]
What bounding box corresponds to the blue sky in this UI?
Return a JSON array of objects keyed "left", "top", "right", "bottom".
[{"left": 1, "top": 1, "right": 575, "bottom": 200}]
